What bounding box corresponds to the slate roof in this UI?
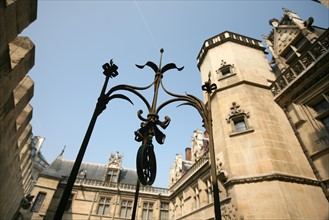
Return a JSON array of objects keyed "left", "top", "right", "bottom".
[{"left": 41, "top": 155, "right": 138, "bottom": 185}]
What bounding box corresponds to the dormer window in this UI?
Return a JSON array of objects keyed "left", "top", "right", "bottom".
[
  {"left": 78, "top": 169, "right": 87, "bottom": 179},
  {"left": 216, "top": 60, "right": 236, "bottom": 79},
  {"left": 107, "top": 169, "right": 119, "bottom": 182}
]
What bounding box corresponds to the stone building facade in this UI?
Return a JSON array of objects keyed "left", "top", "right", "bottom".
[
  {"left": 169, "top": 8, "right": 329, "bottom": 219},
  {"left": 0, "top": 0, "right": 38, "bottom": 218},
  {"left": 29, "top": 152, "right": 170, "bottom": 220},
  {"left": 192, "top": 8, "right": 328, "bottom": 219}
]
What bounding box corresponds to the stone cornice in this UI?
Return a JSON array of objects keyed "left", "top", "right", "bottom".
[
  {"left": 197, "top": 31, "right": 265, "bottom": 69},
  {"left": 225, "top": 173, "right": 320, "bottom": 187}
]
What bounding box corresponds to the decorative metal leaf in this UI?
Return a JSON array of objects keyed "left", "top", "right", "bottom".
[
  {"left": 109, "top": 94, "right": 134, "bottom": 105},
  {"left": 161, "top": 63, "right": 184, "bottom": 74},
  {"left": 136, "top": 61, "right": 159, "bottom": 74},
  {"left": 154, "top": 125, "right": 166, "bottom": 145}
]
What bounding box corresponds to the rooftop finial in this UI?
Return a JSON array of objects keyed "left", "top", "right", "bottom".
[{"left": 159, "top": 48, "right": 164, "bottom": 70}]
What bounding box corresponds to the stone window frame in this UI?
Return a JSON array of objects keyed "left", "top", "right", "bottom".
[
  {"left": 309, "top": 91, "right": 329, "bottom": 134},
  {"left": 96, "top": 196, "right": 111, "bottom": 216},
  {"left": 142, "top": 201, "right": 154, "bottom": 220},
  {"left": 31, "top": 191, "right": 46, "bottom": 213},
  {"left": 160, "top": 202, "right": 169, "bottom": 220},
  {"left": 204, "top": 178, "right": 213, "bottom": 204},
  {"left": 107, "top": 168, "right": 119, "bottom": 183},
  {"left": 226, "top": 102, "right": 254, "bottom": 137},
  {"left": 120, "top": 199, "right": 133, "bottom": 218},
  {"left": 216, "top": 60, "right": 236, "bottom": 80},
  {"left": 192, "top": 185, "right": 200, "bottom": 210}
]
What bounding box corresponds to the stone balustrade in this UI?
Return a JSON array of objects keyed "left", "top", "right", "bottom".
[{"left": 74, "top": 178, "right": 169, "bottom": 195}]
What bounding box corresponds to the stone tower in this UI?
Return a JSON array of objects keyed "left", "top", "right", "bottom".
[{"left": 197, "top": 30, "right": 328, "bottom": 218}]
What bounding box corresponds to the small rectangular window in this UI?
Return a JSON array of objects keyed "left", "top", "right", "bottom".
[
  {"left": 234, "top": 119, "right": 247, "bottom": 132},
  {"left": 31, "top": 192, "right": 46, "bottom": 212},
  {"left": 220, "top": 66, "right": 231, "bottom": 76}
]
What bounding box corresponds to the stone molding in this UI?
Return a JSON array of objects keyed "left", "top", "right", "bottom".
[{"left": 224, "top": 173, "right": 320, "bottom": 187}]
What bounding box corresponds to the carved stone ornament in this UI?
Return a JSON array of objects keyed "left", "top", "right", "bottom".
[
  {"left": 108, "top": 152, "right": 122, "bottom": 169},
  {"left": 226, "top": 102, "right": 250, "bottom": 123},
  {"left": 216, "top": 156, "right": 228, "bottom": 181},
  {"left": 216, "top": 60, "right": 234, "bottom": 74}
]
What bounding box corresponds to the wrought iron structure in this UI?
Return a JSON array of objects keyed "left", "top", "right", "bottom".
[{"left": 54, "top": 49, "right": 221, "bottom": 220}]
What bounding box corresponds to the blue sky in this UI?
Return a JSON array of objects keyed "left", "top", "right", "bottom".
[{"left": 22, "top": 1, "right": 328, "bottom": 188}]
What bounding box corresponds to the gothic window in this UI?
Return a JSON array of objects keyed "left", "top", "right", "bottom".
[
  {"left": 31, "top": 192, "right": 46, "bottom": 212},
  {"left": 97, "top": 197, "right": 111, "bottom": 215},
  {"left": 226, "top": 102, "right": 253, "bottom": 136},
  {"left": 65, "top": 193, "right": 75, "bottom": 211},
  {"left": 160, "top": 202, "right": 169, "bottom": 220},
  {"left": 142, "top": 202, "right": 154, "bottom": 220},
  {"left": 216, "top": 60, "right": 236, "bottom": 79},
  {"left": 120, "top": 200, "right": 133, "bottom": 218}
]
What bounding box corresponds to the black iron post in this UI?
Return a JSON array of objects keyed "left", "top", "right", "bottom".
[
  {"left": 54, "top": 61, "right": 119, "bottom": 219},
  {"left": 202, "top": 74, "right": 222, "bottom": 220}
]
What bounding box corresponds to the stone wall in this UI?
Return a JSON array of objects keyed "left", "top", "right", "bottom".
[{"left": 0, "top": 0, "right": 37, "bottom": 218}]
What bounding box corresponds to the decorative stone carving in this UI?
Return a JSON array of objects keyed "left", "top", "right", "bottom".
[
  {"left": 310, "top": 44, "right": 325, "bottom": 59},
  {"left": 291, "top": 62, "right": 304, "bottom": 75},
  {"left": 216, "top": 60, "right": 235, "bottom": 77},
  {"left": 283, "top": 70, "right": 296, "bottom": 83},
  {"left": 300, "top": 53, "right": 314, "bottom": 67},
  {"left": 108, "top": 152, "right": 123, "bottom": 169},
  {"left": 221, "top": 202, "right": 242, "bottom": 220},
  {"left": 226, "top": 102, "right": 250, "bottom": 123},
  {"left": 216, "top": 155, "right": 228, "bottom": 182}
]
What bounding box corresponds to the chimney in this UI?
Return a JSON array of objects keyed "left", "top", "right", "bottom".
[{"left": 185, "top": 147, "right": 191, "bottom": 161}]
